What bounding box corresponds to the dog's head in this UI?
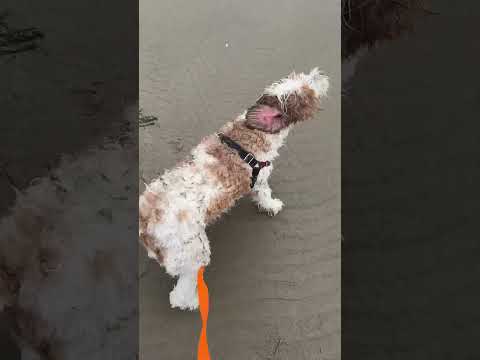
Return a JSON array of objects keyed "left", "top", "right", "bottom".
[{"left": 245, "top": 68, "right": 329, "bottom": 133}]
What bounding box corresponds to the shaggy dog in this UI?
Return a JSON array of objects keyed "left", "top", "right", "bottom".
[{"left": 139, "top": 68, "right": 330, "bottom": 310}]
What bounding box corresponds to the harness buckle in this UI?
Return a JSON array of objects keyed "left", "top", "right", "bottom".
[{"left": 243, "top": 153, "right": 255, "bottom": 165}]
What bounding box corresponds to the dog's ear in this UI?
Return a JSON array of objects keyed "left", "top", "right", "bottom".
[{"left": 245, "top": 105, "right": 287, "bottom": 133}]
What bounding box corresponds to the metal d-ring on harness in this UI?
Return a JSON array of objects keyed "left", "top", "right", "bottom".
[{"left": 216, "top": 132, "right": 271, "bottom": 188}]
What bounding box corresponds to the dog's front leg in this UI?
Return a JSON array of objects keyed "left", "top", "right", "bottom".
[{"left": 251, "top": 165, "right": 284, "bottom": 216}]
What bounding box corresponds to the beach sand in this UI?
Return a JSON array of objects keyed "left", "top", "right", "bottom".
[{"left": 140, "top": 0, "right": 340, "bottom": 359}]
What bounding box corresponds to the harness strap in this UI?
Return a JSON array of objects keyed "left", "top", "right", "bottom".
[{"left": 217, "top": 133, "right": 270, "bottom": 188}]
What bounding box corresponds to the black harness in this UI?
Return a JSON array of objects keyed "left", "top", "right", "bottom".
[{"left": 216, "top": 133, "right": 271, "bottom": 188}]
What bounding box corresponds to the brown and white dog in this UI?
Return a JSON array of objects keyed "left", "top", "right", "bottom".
[{"left": 139, "top": 68, "right": 329, "bottom": 310}]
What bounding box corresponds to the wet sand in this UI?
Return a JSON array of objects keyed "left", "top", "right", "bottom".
[{"left": 140, "top": 1, "right": 340, "bottom": 359}]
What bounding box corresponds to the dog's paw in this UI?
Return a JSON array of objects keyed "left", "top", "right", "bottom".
[
  {"left": 259, "top": 198, "right": 284, "bottom": 216},
  {"left": 169, "top": 287, "right": 199, "bottom": 311}
]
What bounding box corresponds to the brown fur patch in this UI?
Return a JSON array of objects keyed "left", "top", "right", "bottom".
[
  {"left": 139, "top": 189, "right": 166, "bottom": 264},
  {"left": 285, "top": 86, "right": 321, "bottom": 123},
  {"left": 139, "top": 190, "right": 165, "bottom": 225},
  {"left": 223, "top": 121, "right": 271, "bottom": 155},
  {"left": 176, "top": 209, "right": 190, "bottom": 223},
  {"left": 139, "top": 232, "right": 164, "bottom": 265},
  {"left": 204, "top": 131, "right": 254, "bottom": 224},
  {"left": 151, "top": 208, "right": 163, "bottom": 222}
]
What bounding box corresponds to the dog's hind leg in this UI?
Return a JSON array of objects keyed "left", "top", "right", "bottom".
[
  {"left": 251, "top": 165, "right": 284, "bottom": 216},
  {"left": 168, "top": 229, "right": 210, "bottom": 310},
  {"left": 169, "top": 270, "right": 199, "bottom": 310}
]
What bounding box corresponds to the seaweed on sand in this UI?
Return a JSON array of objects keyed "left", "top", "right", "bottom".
[
  {"left": 139, "top": 109, "right": 158, "bottom": 127},
  {"left": 0, "top": 10, "right": 44, "bottom": 56}
]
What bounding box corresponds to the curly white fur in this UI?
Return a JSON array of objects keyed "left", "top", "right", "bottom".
[
  {"left": 265, "top": 67, "right": 329, "bottom": 111},
  {"left": 141, "top": 68, "right": 329, "bottom": 310}
]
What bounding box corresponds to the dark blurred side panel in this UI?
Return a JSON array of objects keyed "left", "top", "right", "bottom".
[
  {"left": 0, "top": 1, "right": 138, "bottom": 359},
  {"left": 342, "top": 1, "right": 480, "bottom": 358}
]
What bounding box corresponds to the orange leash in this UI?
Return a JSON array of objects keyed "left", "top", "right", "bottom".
[{"left": 197, "top": 267, "right": 211, "bottom": 360}]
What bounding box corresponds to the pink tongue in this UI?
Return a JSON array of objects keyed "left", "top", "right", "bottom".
[{"left": 257, "top": 105, "right": 281, "bottom": 127}]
